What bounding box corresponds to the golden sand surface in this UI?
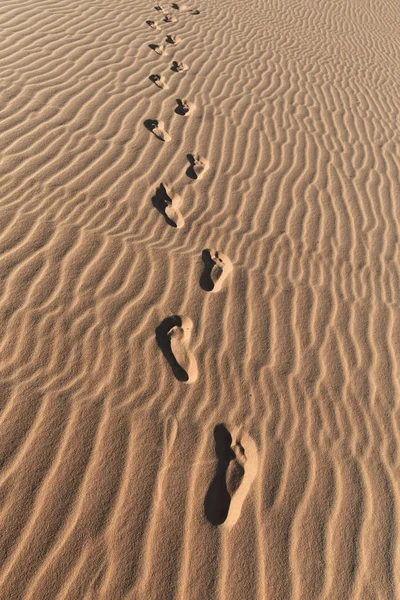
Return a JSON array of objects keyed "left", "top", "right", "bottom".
[{"left": 0, "top": 0, "right": 399, "bottom": 598}]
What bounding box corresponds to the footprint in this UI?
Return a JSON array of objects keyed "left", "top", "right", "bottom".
[
  {"left": 200, "top": 249, "right": 232, "bottom": 292},
  {"left": 154, "top": 5, "right": 164, "bottom": 10},
  {"left": 171, "top": 60, "right": 189, "bottom": 72},
  {"left": 152, "top": 183, "right": 184, "bottom": 228},
  {"left": 150, "top": 73, "right": 168, "bottom": 89},
  {"left": 191, "top": 9, "right": 200, "bottom": 15},
  {"left": 223, "top": 431, "right": 258, "bottom": 528},
  {"left": 166, "top": 34, "right": 181, "bottom": 45},
  {"left": 150, "top": 43, "right": 168, "bottom": 56},
  {"left": 171, "top": 2, "right": 188, "bottom": 10},
  {"left": 186, "top": 153, "right": 209, "bottom": 179},
  {"left": 156, "top": 316, "right": 198, "bottom": 383},
  {"left": 146, "top": 19, "right": 160, "bottom": 29},
  {"left": 144, "top": 119, "right": 171, "bottom": 142},
  {"left": 175, "top": 98, "right": 194, "bottom": 116},
  {"left": 204, "top": 425, "right": 258, "bottom": 528},
  {"left": 164, "top": 14, "right": 177, "bottom": 22}
]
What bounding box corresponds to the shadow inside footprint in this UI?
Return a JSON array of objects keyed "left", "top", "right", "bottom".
[
  {"left": 151, "top": 183, "right": 178, "bottom": 227},
  {"left": 148, "top": 43, "right": 165, "bottom": 55},
  {"left": 149, "top": 74, "right": 165, "bottom": 88},
  {"left": 156, "top": 316, "right": 189, "bottom": 382},
  {"left": 186, "top": 153, "right": 197, "bottom": 179},
  {"left": 171, "top": 61, "right": 184, "bottom": 72},
  {"left": 204, "top": 424, "right": 236, "bottom": 526},
  {"left": 175, "top": 99, "right": 189, "bottom": 116},
  {"left": 200, "top": 250, "right": 215, "bottom": 292},
  {"left": 200, "top": 249, "right": 215, "bottom": 291},
  {"left": 144, "top": 118, "right": 170, "bottom": 142},
  {"left": 144, "top": 118, "right": 157, "bottom": 132},
  {"left": 166, "top": 34, "right": 177, "bottom": 44}
]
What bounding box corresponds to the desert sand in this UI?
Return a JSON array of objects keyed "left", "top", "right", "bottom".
[{"left": 0, "top": 0, "right": 399, "bottom": 598}]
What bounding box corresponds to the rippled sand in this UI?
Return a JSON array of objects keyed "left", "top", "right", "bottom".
[{"left": 0, "top": 0, "right": 399, "bottom": 598}]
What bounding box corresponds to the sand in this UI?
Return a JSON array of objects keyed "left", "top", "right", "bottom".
[{"left": 0, "top": 0, "right": 399, "bottom": 598}]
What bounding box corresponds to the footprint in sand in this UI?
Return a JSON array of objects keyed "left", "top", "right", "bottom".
[
  {"left": 144, "top": 119, "right": 171, "bottom": 142},
  {"left": 164, "top": 14, "right": 177, "bottom": 22},
  {"left": 154, "top": 5, "right": 164, "bottom": 11},
  {"left": 150, "top": 73, "right": 168, "bottom": 89},
  {"left": 204, "top": 425, "right": 258, "bottom": 528},
  {"left": 146, "top": 19, "right": 160, "bottom": 29},
  {"left": 171, "top": 2, "right": 188, "bottom": 10},
  {"left": 186, "top": 153, "right": 209, "bottom": 179},
  {"left": 175, "top": 98, "right": 194, "bottom": 116},
  {"left": 171, "top": 60, "right": 189, "bottom": 72},
  {"left": 200, "top": 249, "right": 232, "bottom": 292},
  {"left": 150, "top": 43, "right": 168, "bottom": 56},
  {"left": 156, "top": 316, "right": 198, "bottom": 383},
  {"left": 191, "top": 9, "right": 200, "bottom": 15},
  {"left": 166, "top": 34, "right": 181, "bottom": 45},
  {"left": 152, "top": 183, "right": 184, "bottom": 228}
]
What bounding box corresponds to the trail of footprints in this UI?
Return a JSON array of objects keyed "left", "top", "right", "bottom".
[{"left": 146, "top": 3, "right": 257, "bottom": 528}]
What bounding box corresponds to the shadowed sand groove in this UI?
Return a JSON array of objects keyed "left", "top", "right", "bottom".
[{"left": 0, "top": 0, "right": 399, "bottom": 597}]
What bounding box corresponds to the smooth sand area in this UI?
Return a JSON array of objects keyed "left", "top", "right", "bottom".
[{"left": 0, "top": 0, "right": 399, "bottom": 598}]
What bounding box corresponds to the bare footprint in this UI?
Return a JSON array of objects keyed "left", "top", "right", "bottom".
[
  {"left": 164, "top": 14, "right": 177, "bottom": 22},
  {"left": 146, "top": 19, "right": 160, "bottom": 29},
  {"left": 156, "top": 316, "right": 198, "bottom": 383},
  {"left": 150, "top": 73, "right": 168, "bottom": 89},
  {"left": 152, "top": 183, "right": 184, "bottom": 228},
  {"left": 175, "top": 98, "right": 194, "bottom": 116},
  {"left": 223, "top": 431, "right": 258, "bottom": 528},
  {"left": 186, "top": 153, "right": 209, "bottom": 179},
  {"left": 201, "top": 249, "right": 232, "bottom": 292},
  {"left": 204, "top": 425, "right": 258, "bottom": 528},
  {"left": 150, "top": 43, "right": 168, "bottom": 56},
  {"left": 171, "top": 60, "right": 189, "bottom": 72},
  {"left": 144, "top": 119, "right": 171, "bottom": 142},
  {"left": 166, "top": 34, "right": 181, "bottom": 45},
  {"left": 171, "top": 2, "right": 188, "bottom": 10}
]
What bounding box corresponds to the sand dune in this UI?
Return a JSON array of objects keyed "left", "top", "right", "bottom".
[{"left": 0, "top": 0, "right": 399, "bottom": 598}]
